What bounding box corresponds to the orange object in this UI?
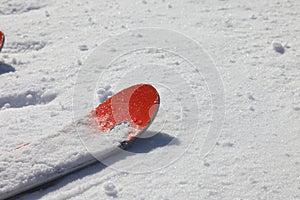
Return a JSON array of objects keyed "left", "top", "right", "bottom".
[
  {"left": 92, "top": 84, "right": 160, "bottom": 144},
  {"left": 4, "top": 84, "right": 160, "bottom": 155},
  {"left": 0, "top": 31, "right": 4, "bottom": 51}
]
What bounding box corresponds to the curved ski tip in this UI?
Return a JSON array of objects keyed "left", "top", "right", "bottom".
[{"left": 93, "top": 83, "right": 160, "bottom": 143}]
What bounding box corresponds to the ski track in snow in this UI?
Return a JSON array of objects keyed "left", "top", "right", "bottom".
[{"left": 1, "top": 0, "right": 300, "bottom": 199}]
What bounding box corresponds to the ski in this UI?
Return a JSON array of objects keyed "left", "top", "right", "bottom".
[
  {"left": 0, "top": 84, "right": 160, "bottom": 200},
  {"left": 0, "top": 31, "right": 4, "bottom": 51}
]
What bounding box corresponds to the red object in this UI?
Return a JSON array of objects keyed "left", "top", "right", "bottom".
[
  {"left": 0, "top": 142, "right": 31, "bottom": 157},
  {"left": 0, "top": 31, "right": 4, "bottom": 51},
  {"left": 92, "top": 84, "right": 160, "bottom": 143},
  {"left": 3, "top": 84, "right": 160, "bottom": 155}
]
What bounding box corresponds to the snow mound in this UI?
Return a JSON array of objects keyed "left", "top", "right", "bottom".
[
  {"left": 103, "top": 182, "right": 118, "bottom": 197},
  {"left": 0, "top": 0, "right": 47, "bottom": 15},
  {"left": 0, "top": 90, "right": 57, "bottom": 109}
]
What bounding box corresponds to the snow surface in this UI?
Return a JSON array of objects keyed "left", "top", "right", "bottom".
[{"left": 0, "top": 0, "right": 300, "bottom": 199}]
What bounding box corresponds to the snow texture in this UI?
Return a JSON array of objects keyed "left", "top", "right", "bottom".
[
  {"left": 0, "top": 117, "right": 134, "bottom": 200},
  {"left": 0, "top": 0, "right": 300, "bottom": 199}
]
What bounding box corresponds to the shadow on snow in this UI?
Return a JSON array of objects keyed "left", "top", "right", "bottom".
[
  {"left": 19, "top": 131, "right": 178, "bottom": 199},
  {"left": 0, "top": 62, "right": 15, "bottom": 75}
]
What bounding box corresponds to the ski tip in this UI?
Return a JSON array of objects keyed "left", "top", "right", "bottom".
[
  {"left": 93, "top": 83, "right": 160, "bottom": 143},
  {"left": 0, "top": 31, "right": 4, "bottom": 52},
  {"left": 128, "top": 84, "right": 160, "bottom": 128}
]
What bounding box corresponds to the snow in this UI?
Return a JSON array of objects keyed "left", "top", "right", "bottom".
[
  {"left": 272, "top": 41, "right": 285, "bottom": 54},
  {"left": 1, "top": 0, "right": 300, "bottom": 199},
  {"left": 102, "top": 182, "right": 118, "bottom": 197}
]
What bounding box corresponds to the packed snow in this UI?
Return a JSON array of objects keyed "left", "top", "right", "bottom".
[{"left": 0, "top": 0, "right": 300, "bottom": 199}]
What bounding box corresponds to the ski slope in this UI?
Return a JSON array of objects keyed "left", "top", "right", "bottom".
[{"left": 0, "top": 0, "right": 300, "bottom": 199}]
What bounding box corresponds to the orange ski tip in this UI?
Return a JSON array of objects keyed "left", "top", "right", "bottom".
[{"left": 92, "top": 84, "right": 160, "bottom": 142}]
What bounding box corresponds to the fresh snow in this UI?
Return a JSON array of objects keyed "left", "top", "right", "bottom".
[{"left": 1, "top": 0, "right": 300, "bottom": 199}]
